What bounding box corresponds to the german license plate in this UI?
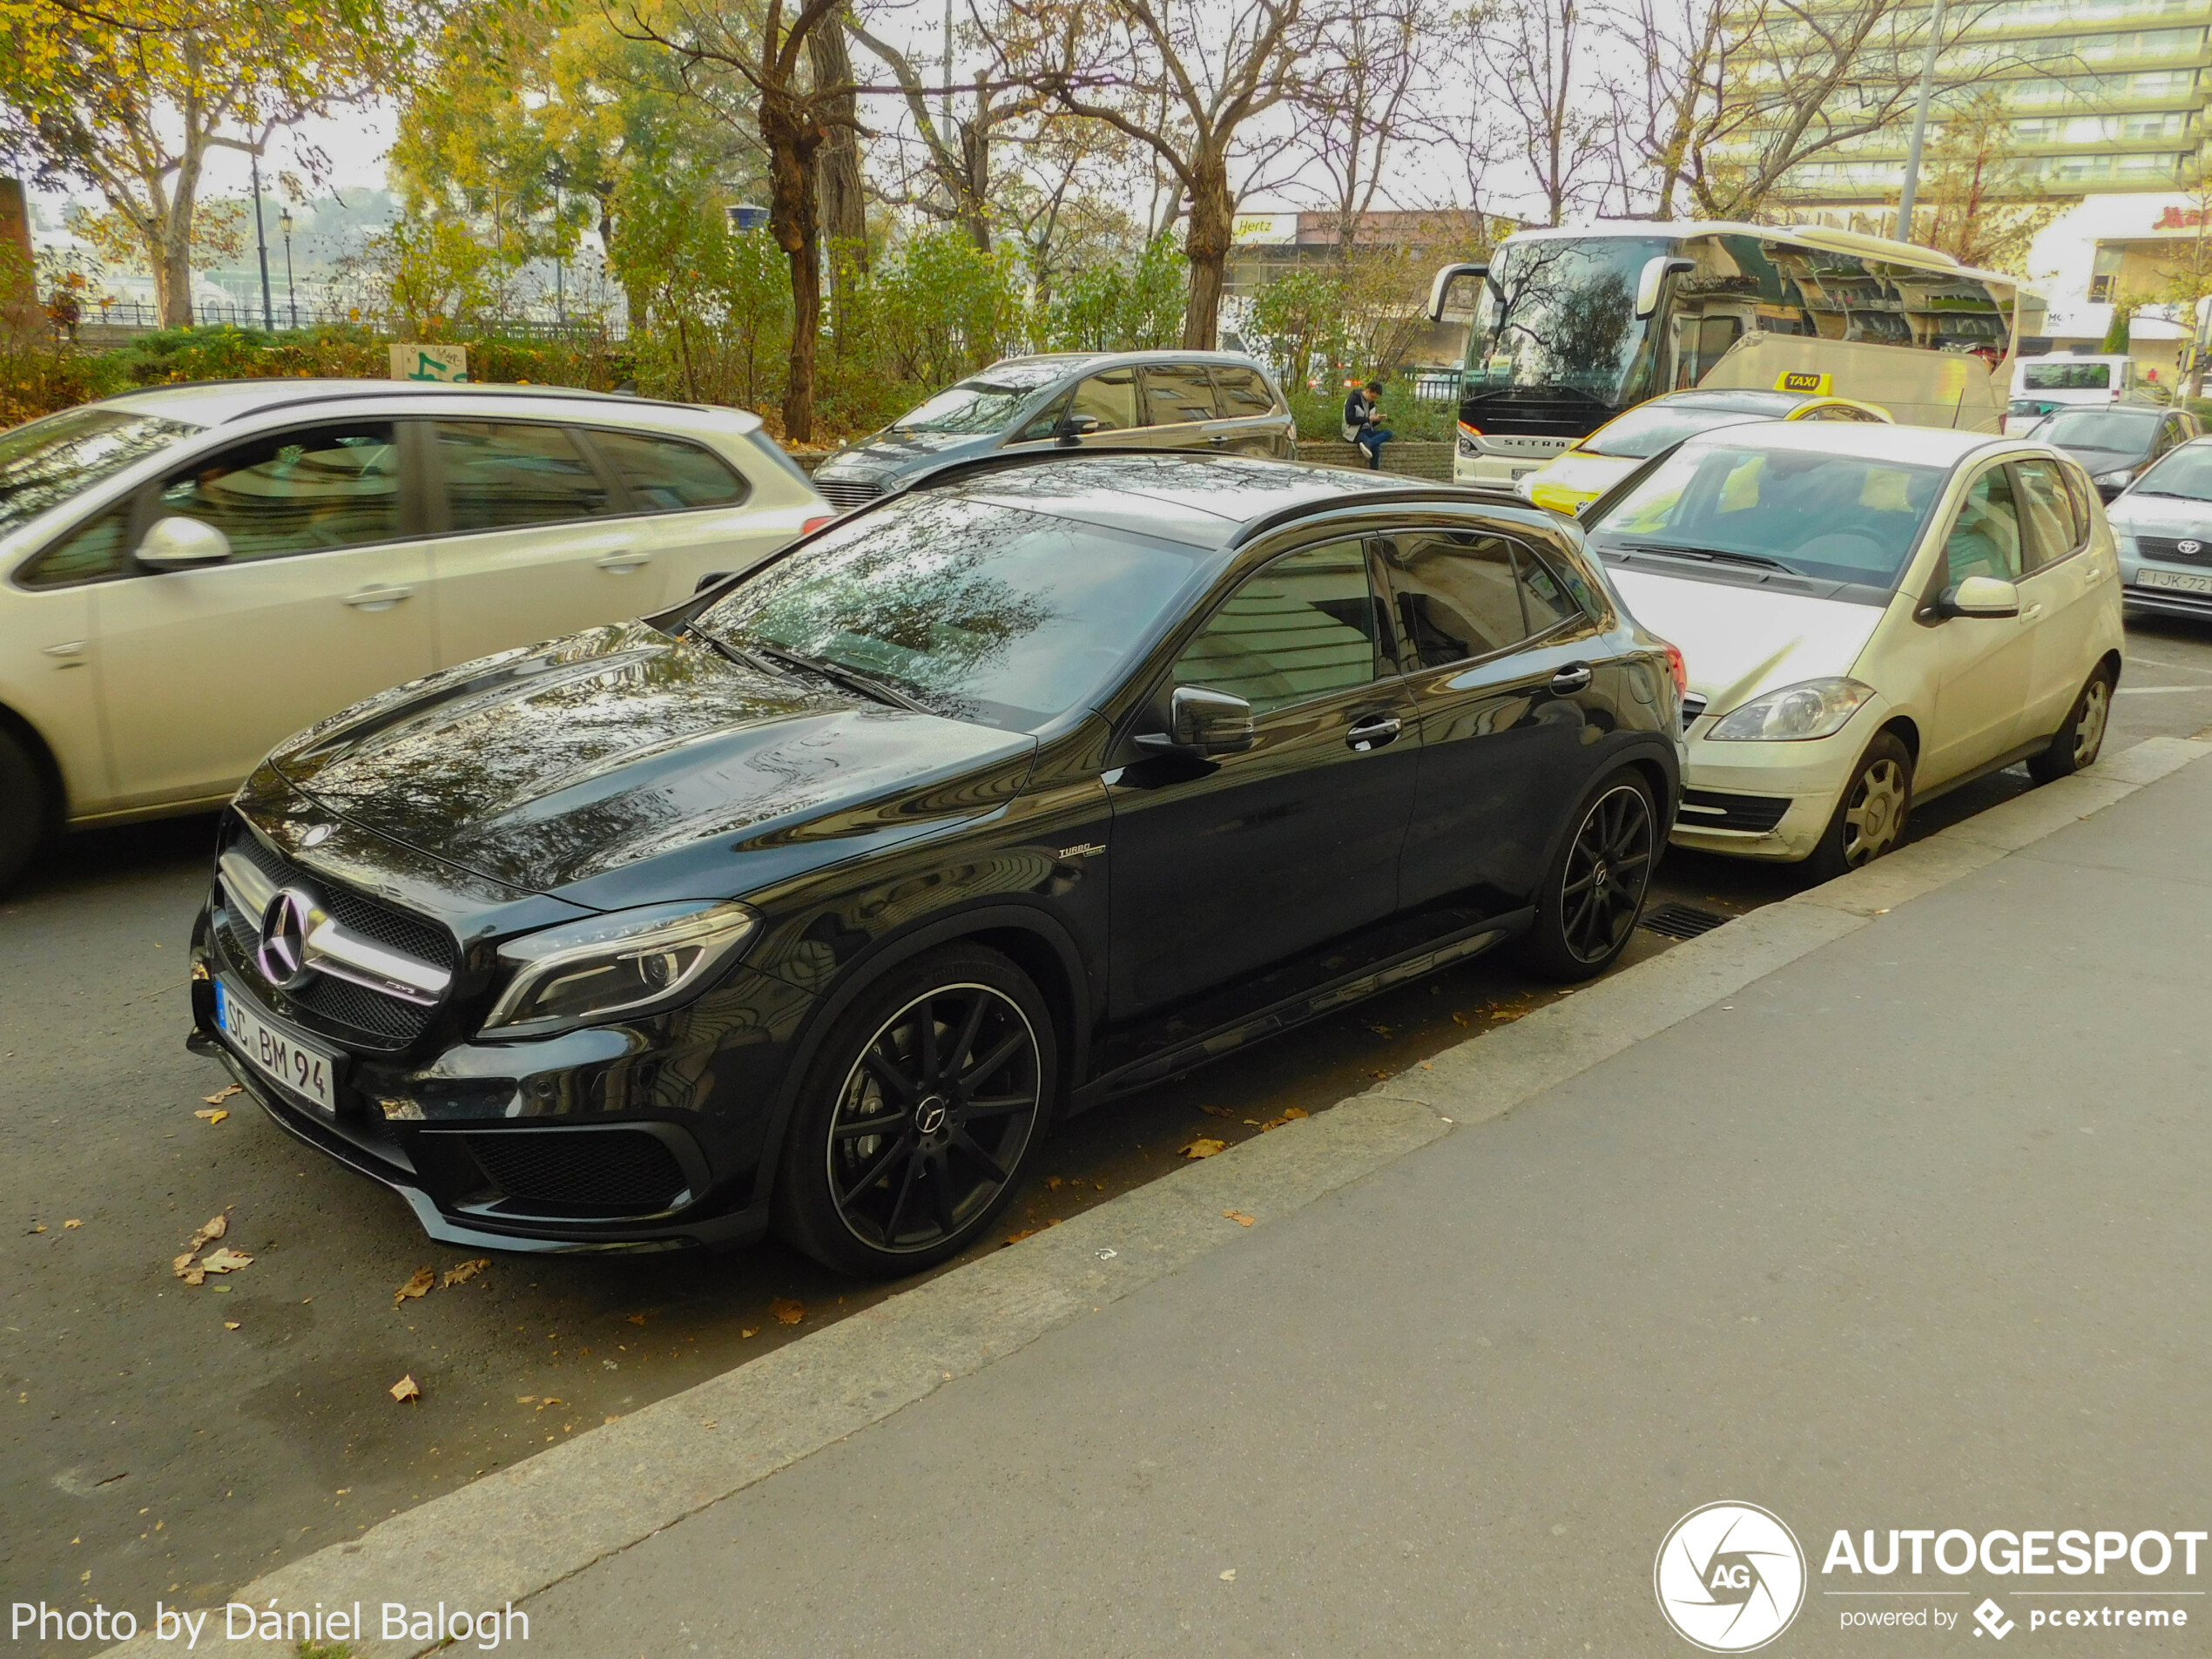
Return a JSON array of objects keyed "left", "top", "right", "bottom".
[
  {"left": 213, "top": 979, "right": 337, "bottom": 1111},
  {"left": 2137, "top": 568, "right": 2212, "bottom": 596}
]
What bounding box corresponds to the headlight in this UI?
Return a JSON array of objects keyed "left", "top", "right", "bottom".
[
  {"left": 1708, "top": 678, "right": 1875, "bottom": 742},
  {"left": 482, "top": 900, "right": 759, "bottom": 1034},
  {"left": 2094, "top": 469, "right": 2135, "bottom": 489}
]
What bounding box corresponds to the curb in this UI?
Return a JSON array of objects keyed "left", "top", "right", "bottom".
[{"left": 102, "top": 735, "right": 2212, "bottom": 1656}]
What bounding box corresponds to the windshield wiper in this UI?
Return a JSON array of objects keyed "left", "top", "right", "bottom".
[
  {"left": 748, "top": 641, "right": 935, "bottom": 714},
  {"left": 1616, "top": 542, "right": 1797, "bottom": 574}
]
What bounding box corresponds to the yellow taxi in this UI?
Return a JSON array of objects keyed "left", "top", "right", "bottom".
[{"left": 1517, "top": 388, "right": 1892, "bottom": 516}]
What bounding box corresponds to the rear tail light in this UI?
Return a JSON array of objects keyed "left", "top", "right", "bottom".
[
  {"left": 800, "top": 514, "right": 836, "bottom": 536},
  {"left": 1661, "top": 640, "right": 1689, "bottom": 698}
]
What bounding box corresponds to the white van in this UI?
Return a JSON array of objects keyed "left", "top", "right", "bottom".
[
  {"left": 1696, "top": 333, "right": 2008, "bottom": 432},
  {"left": 2012, "top": 354, "right": 2144, "bottom": 409}
]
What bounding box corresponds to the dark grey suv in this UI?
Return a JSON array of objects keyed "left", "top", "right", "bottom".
[{"left": 811, "top": 350, "right": 1298, "bottom": 511}]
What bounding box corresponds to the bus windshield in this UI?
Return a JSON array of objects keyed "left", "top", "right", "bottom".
[{"left": 1464, "top": 235, "right": 1674, "bottom": 407}]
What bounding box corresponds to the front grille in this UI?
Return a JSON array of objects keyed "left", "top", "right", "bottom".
[
  {"left": 1680, "top": 691, "right": 1709, "bottom": 731},
  {"left": 463, "top": 1130, "right": 689, "bottom": 1213},
  {"left": 2135, "top": 534, "right": 2212, "bottom": 567},
  {"left": 1677, "top": 789, "right": 1792, "bottom": 833},
  {"left": 219, "top": 829, "right": 455, "bottom": 1049},
  {"left": 814, "top": 476, "right": 884, "bottom": 512}
]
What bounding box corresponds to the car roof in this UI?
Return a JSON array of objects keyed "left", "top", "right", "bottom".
[
  {"left": 984, "top": 348, "right": 1277, "bottom": 377},
  {"left": 1680, "top": 421, "right": 2000, "bottom": 468},
  {"left": 93, "top": 378, "right": 752, "bottom": 430},
  {"left": 915, "top": 451, "right": 1448, "bottom": 550},
  {"left": 1639, "top": 388, "right": 1811, "bottom": 415}
]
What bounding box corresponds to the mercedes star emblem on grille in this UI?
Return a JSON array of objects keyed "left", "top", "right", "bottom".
[
  {"left": 300, "top": 823, "right": 334, "bottom": 847},
  {"left": 255, "top": 888, "right": 320, "bottom": 989}
]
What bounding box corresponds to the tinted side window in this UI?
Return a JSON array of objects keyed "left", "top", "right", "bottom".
[
  {"left": 2060, "top": 464, "right": 2096, "bottom": 540},
  {"left": 1943, "top": 466, "right": 2023, "bottom": 585},
  {"left": 1375, "top": 531, "right": 1531, "bottom": 667},
  {"left": 1518, "top": 546, "right": 1578, "bottom": 632},
  {"left": 18, "top": 502, "right": 134, "bottom": 589},
  {"left": 1069, "top": 372, "right": 1143, "bottom": 433},
  {"left": 435, "top": 421, "right": 612, "bottom": 532},
  {"left": 1013, "top": 391, "right": 1071, "bottom": 442},
  {"left": 1174, "top": 540, "right": 1384, "bottom": 716},
  {"left": 2013, "top": 457, "right": 2080, "bottom": 572},
  {"left": 1211, "top": 367, "right": 1277, "bottom": 418},
  {"left": 1144, "top": 366, "right": 1218, "bottom": 426},
  {"left": 154, "top": 421, "right": 401, "bottom": 562},
  {"left": 590, "top": 430, "right": 748, "bottom": 510}
]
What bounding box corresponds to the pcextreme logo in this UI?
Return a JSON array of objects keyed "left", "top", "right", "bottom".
[{"left": 1656, "top": 1502, "right": 1808, "bottom": 1652}]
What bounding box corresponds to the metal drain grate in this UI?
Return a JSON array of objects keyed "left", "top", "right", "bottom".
[{"left": 1641, "top": 902, "right": 1730, "bottom": 941}]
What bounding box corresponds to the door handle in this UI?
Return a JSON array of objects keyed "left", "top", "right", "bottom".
[
  {"left": 2023, "top": 603, "right": 2045, "bottom": 622},
  {"left": 1346, "top": 713, "right": 1402, "bottom": 751},
  {"left": 342, "top": 584, "right": 414, "bottom": 610},
  {"left": 595, "top": 549, "right": 652, "bottom": 571},
  {"left": 1207, "top": 433, "right": 1229, "bottom": 446},
  {"left": 1549, "top": 662, "right": 1594, "bottom": 694}
]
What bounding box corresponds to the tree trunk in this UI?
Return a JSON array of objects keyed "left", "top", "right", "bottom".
[
  {"left": 1181, "top": 150, "right": 1231, "bottom": 350},
  {"left": 960, "top": 119, "right": 991, "bottom": 252},
  {"left": 810, "top": 22, "right": 868, "bottom": 273},
  {"left": 764, "top": 94, "right": 824, "bottom": 443},
  {"left": 155, "top": 229, "right": 194, "bottom": 327}
]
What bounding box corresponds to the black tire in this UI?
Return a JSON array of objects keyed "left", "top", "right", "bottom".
[
  {"left": 1522, "top": 768, "right": 1658, "bottom": 982},
  {"left": 0, "top": 729, "right": 48, "bottom": 892},
  {"left": 771, "top": 944, "right": 1056, "bottom": 1278},
  {"left": 1804, "top": 731, "right": 1912, "bottom": 884},
  {"left": 2026, "top": 663, "right": 2114, "bottom": 785}
]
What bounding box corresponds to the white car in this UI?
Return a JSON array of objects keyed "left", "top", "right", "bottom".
[
  {"left": 0, "top": 381, "right": 830, "bottom": 885},
  {"left": 1578, "top": 422, "right": 2125, "bottom": 880}
]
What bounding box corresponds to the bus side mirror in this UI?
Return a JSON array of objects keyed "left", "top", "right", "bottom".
[
  {"left": 1635, "top": 256, "right": 1697, "bottom": 320},
  {"left": 1426, "top": 262, "right": 1489, "bottom": 323}
]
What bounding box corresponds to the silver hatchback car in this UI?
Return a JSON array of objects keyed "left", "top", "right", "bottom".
[{"left": 810, "top": 350, "right": 1298, "bottom": 512}]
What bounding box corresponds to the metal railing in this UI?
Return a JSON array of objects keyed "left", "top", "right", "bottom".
[{"left": 64, "top": 300, "right": 629, "bottom": 342}]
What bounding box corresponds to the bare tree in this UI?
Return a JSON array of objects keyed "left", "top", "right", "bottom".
[
  {"left": 1468, "top": 0, "right": 1613, "bottom": 226},
  {"left": 996, "top": 0, "right": 1326, "bottom": 347},
  {"left": 1290, "top": 0, "right": 1444, "bottom": 251},
  {"left": 1610, "top": 0, "right": 2045, "bottom": 222},
  {"left": 617, "top": 0, "right": 857, "bottom": 442},
  {"left": 811, "top": 11, "right": 870, "bottom": 271}
]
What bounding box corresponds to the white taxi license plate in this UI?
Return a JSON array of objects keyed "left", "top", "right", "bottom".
[
  {"left": 213, "top": 980, "right": 337, "bottom": 1111},
  {"left": 2137, "top": 568, "right": 2212, "bottom": 596}
]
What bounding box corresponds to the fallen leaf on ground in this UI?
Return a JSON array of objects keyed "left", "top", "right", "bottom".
[
  {"left": 1369, "top": 1069, "right": 1392, "bottom": 1080},
  {"left": 63, "top": 1219, "right": 81, "bottom": 1230},
  {"left": 1180, "top": 1137, "right": 1227, "bottom": 1159},
  {"left": 441, "top": 1258, "right": 489, "bottom": 1289},
  {"left": 202, "top": 1085, "right": 240, "bottom": 1106},
  {"left": 1366, "top": 1022, "right": 1393, "bottom": 1037},
  {"left": 1198, "top": 1104, "right": 1238, "bottom": 1120},
  {"left": 1450, "top": 1012, "right": 1471, "bottom": 1028},
  {"left": 393, "top": 1266, "right": 435, "bottom": 1307},
  {"left": 199, "top": 1247, "right": 253, "bottom": 1274},
  {"left": 534, "top": 1397, "right": 563, "bottom": 1411},
  {"left": 193, "top": 1109, "right": 228, "bottom": 1125},
  {"left": 770, "top": 1298, "right": 805, "bottom": 1325},
  {"left": 739, "top": 1328, "right": 758, "bottom": 1339},
  {"left": 1220, "top": 1568, "right": 1237, "bottom": 1581},
  {"left": 1003, "top": 1229, "right": 1038, "bottom": 1246},
  {"left": 223, "top": 1321, "right": 240, "bottom": 1331},
  {"left": 388, "top": 1375, "right": 421, "bottom": 1404},
  {"left": 1044, "top": 1176, "right": 1062, "bottom": 1190},
  {"left": 624, "top": 1312, "right": 649, "bottom": 1326},
  {"left": 27, "top": 1224, "right": 44, "bottom": 1234},
  {"left": 1224, "top": 1211, "right": 1255, "bottom": 1227},
  {"left": 515, "top": 1396, "right": 536, "bottom": 1404}
]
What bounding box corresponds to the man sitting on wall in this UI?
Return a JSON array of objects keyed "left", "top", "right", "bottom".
[{"left": 1342, "top": 380, "right": 1393, "bottom": 471}]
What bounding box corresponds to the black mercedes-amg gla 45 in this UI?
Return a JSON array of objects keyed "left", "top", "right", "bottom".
[{"left": 191, "top": 452, "right": 1684, "bottom": 1276}]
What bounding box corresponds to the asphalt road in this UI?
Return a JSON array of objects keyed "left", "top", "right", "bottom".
[{"left": 4, "top": 612, "right": 2210, "bottom": 1631}]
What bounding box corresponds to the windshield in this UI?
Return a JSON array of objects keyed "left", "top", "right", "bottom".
[
  {"left": 1588, "top": 442, "right": 1945, "bottom": 590},
  {"left": 2130, "top": 444, "right": 2212, "bottom": 500},
  {"left": 697, "top": 494, "right": 1204, "bottom": 731},
  {"left": 1463, "top": 235, "right": 1674, "bottom": 406},
  {"left": 2024, "top": 362, "right": 2113, "bottom": 390},
  {"left": 2039, "top": 409, "right": 2159, "bottom": 454},
  {"left": 889, "top": 362, "right": 1072, "bottom": 434},
  {"left": 1581, "top": 401, "right": 1791, "bottom": 460},
  {"left": 0, "top": 406, "right": 201, "bottom": 537}
]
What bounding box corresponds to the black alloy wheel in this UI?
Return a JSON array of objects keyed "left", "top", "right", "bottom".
[
  {"left": 0, "top": 730, "right": 47, "bottom": 892},
  {"left": 1525, "top": 771, "right": 1657, "bottom": 981},
  {"left": 776, "top": 945, "right": 1055, "bottom": 1276}
]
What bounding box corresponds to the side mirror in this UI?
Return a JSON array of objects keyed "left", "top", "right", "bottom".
[
  {"left": 1425, "top": 261, "right": 1489, "bottom": 323},
  {"left": 1634, "top": 255, "right": 1697, "bottom": 320},
  {"left": 137, "top": 516, "right": 233, "bottom": 571},
  {"left": 1939, "top": 576, "right": 2021, "bottom": 619},
  {"left": 1136, "top": 686, "right": 1256, "bottom": 759},
  {"left": 1054, "top": 414, "right": 1102, "bottom": 447}
]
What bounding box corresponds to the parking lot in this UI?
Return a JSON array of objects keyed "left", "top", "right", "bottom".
[{"left": 5, "top": 610, "right": 2212, "bottom": 1619}]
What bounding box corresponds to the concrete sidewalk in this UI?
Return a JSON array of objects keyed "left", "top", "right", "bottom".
[{"left": 107, "top": 738, "right": 2212, "bottom": 1656}]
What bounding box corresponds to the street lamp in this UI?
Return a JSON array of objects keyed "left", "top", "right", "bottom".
[
  {"left": 279, "top": 209, "right": 296, "bottom": 328},
  {"left": 1894, "top": 0, "right": 1950, "bottom": 242},
  {"left": 249, "top": 145, "right": 274, "bottom": 332}
]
